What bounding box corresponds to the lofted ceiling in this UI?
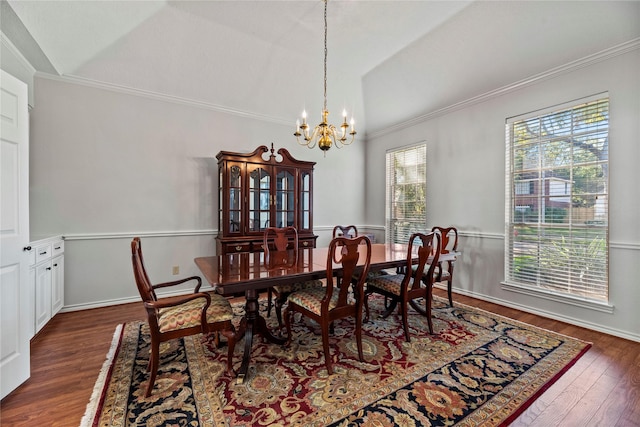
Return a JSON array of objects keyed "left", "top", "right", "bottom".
[{"left": 4, "top": 0, "right": 640, "bottom": 136}]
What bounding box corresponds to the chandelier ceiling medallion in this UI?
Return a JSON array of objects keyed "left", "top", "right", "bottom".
[{"left": 294, "top": 0, "right": 356, "bottom": 155}]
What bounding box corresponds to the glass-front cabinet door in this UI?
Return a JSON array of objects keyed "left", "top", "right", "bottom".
[
  {"left": 248, "top": 165, "right": 271, "bottom": 232},
  {"left": 275, "top": 167, "right": 295, "bottom": 228},
  {"left": 221, "top": 162, "right": 244, "bottom": 234},
  {"left": 300, "top": 170, "right": 312, "bottom": 232}
]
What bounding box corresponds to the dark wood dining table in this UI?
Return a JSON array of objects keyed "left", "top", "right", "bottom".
[{"left": 194, "top": 243, "right": 458, "bottom": 383}]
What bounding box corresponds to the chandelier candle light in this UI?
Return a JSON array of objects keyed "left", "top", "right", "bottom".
[{"left": 294, "top": 0, "right": 356, "bottom": 154}]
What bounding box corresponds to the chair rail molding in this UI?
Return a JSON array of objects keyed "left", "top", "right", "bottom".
[
  {"left": 62, "top": 228, "right": 639, "bottom": 251},
  {"left": 63, "top": 229, "right": 217, "bottom": 241}
]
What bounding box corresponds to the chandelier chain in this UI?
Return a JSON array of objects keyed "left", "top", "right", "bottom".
[{"left": 323, "top": 0, "right": 328, "bottom": 112}]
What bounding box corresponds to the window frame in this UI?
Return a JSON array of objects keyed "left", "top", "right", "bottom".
[
  {"left": 385, "top": 142, "right": 427, "bottom": 245},
  {"left": 503, "top": 94, "right": 612, "bottom": 312}
]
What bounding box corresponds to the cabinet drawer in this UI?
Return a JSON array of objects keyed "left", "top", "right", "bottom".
[
  {"left": 52, "top": 240, "right": 64, "bottom": 256},
  {"left": 228, "top": 243, "right": 252, "bottom": 253},
  {"left": 35, "top": 244, "right": 52, "bottom": 264},
  {"left": 299, "top": 238, "right": 315, "bottom": 248}
]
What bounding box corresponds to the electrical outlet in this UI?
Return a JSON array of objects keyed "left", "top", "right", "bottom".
[{"left": 172, "top": 266, "right": 179, "bottom": 275}]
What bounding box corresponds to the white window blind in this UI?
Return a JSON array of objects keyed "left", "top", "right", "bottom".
[
  {"left": 505, "top": 96, "right": 609, "bottom": 302},
  {"left": 386, "top": 144, "right": 427, "bottom": 244}
]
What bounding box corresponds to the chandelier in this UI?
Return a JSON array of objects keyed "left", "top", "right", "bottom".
[{"left": 294, "top": 0, "right": 356, "bottom": 154}]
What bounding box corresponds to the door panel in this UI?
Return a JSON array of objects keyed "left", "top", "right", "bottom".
[{"left": 0, "top": 70, "right": 30, "bottom": 399}]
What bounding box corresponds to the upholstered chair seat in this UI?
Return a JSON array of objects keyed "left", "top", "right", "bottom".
[{"left": 157, "top": 296, "right": 234, "bottom": 333}]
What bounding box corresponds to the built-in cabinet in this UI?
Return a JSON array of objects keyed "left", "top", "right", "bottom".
[
  {"left": 28, "top": 236, "right": 64, "bottom": 336},
  {"left": 216, "top": 144, "right": 317, "bottom": 254}
]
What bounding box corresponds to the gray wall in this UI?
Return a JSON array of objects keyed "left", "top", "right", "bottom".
[
  {"left": 8, "top": 25, "right": 639, "bottom": 342},
  {"left": 365, "top": 47, "right": 640, "bottom": 341},
  {"left": 29, "top": 75, "right": 367, "bottom": 309}
]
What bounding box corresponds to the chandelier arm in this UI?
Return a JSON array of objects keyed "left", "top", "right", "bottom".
[
  {"left": 297, "top": 134, "right": 318, "bottom": 149},
  {"left": 307, "top": 126, "right": 320, "bottom": 148}
]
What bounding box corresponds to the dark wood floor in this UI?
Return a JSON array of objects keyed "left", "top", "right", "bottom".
[{"left": 1, "top": 289, "right": 639, "bottom": 426}]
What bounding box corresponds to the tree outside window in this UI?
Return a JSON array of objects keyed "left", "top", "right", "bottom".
[{"left": 506, "top": 97, "right": 609, "bottom": 302}]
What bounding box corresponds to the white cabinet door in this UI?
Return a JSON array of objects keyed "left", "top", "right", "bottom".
[
  {"left": 51, "top": 255, "right": 64, "bottom": 315},
  {"left": 0, "top": 70, "right": 30, "bottom": 399},
  {"left": 34, "top": 263, "right": 52, "bottom": 334}
]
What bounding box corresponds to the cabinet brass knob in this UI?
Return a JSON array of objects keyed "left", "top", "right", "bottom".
[
  {"left": 302, "top": 241, "right": 309, "bottom": 246},
  {"left": 235, "top": 245, "right": 242, "bottom": 251}
]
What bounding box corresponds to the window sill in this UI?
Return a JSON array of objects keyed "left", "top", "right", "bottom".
[{"left": 501, "top": 281, "right": 614, "bottom": 314}]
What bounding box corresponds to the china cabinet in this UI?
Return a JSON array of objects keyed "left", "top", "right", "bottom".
[{"left": 216, "top": 144, "right": 317, "bottom": 254}]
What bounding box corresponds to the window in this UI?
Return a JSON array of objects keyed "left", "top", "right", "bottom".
[
  {"left": 505, "top": 96, "right": 609, "bottom": 303},
  {"left": 386, "top": 143, "right": 427, "bottom": 244}
]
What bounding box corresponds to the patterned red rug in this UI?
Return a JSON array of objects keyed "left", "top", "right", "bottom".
[{"left": 81, "top": 296, "right": 590, "bottom": 426}]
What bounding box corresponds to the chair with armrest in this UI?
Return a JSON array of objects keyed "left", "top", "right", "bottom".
[
  {"left": 131, "top": 237, "right": 236, "bottom": 397},
  {"left": 285, "top": 235, "right": 372, "bottom": 375},
  {"left": 364, "top": 232, "right": 440, "bottom": 341},
  {"left": 264, "top": 227, "right": 323, "bottom": 328},
  {"left": 431, "top": 226, "right": 459, "bottom": 307}
]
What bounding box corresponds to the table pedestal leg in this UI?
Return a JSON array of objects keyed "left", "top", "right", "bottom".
[{"left": 236, "top": 289, "right": 286, "bottom": 384}]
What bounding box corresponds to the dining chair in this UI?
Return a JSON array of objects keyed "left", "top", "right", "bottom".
[
  {"left": 131, "top": 237, "right": 236, "bottom": 396},
  {"left": 402, "top": 226, "right": 458, "bottom": 306},
  {"left": 364, "top": 232, "right": 440, "bottom": 341},
  {"left": 264, "top": 227, "right": 323, "bottom": 328},
  {"left": 431, "top": 226, "right": 459, "bottom": 307},
  {"left": 333, "top": 225, "right": 388, "bottom": 300},
  {"left": 332, "top": 224, "right": 358, "bottom": 238},
  {"left": 285, "top": 235, "right": 372, "bottom": 375}
]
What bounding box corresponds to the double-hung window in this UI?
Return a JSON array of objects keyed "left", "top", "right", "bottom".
[
  {"left": 386, "top": 143, "right": 427, "bottom": 244},
  {"left": 505, "top": 95, "right": 609, "bottom": 303}
]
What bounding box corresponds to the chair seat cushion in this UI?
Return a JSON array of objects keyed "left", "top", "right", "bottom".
[
  {"left": 367, "top": 274, "right": 405, "bottom": 296},
  {"left": 273, "top": 279, "right": 323, "bottom": 294},
  {"left": 354, "top": 269, "right": 388, "bottom": 281},
  {"left": 287, "top": 286, "right": 339, "bottom": 315},
  {"left": 158, "top": 294, "right": 233, "bottom": 333},
  {"left": 410, "top": 264, "right": 448, "bottom": 279}
]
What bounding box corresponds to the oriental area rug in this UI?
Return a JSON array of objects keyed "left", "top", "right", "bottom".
[{"left": 81, "top": 296, "right": 590, "bottom": 427}]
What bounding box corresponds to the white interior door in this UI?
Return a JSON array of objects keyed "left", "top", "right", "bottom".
[{"left": 1, "top": 69, "right": 30, "bottom": 399}]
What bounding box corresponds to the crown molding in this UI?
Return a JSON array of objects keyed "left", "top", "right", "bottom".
[
  {"left": 33, "top": 72, "right": 293, "bottom": 127},
  {"left": 0, "top": 31, "right": 37, "bottom": 75},
  {"left": 368, "top": 38, "right": 640, "bottom": 140}
]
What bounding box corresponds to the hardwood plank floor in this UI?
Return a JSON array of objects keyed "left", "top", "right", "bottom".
[{"left": 1, "top": 289, "right": 638, "bottom": 426}]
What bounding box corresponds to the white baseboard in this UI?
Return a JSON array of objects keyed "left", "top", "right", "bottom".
[
  {"left": 450, "top": 286, "right": 640, "bottom": 343},
  {"left": 62, "top": 281, "right": 639, "bottom": 343},
  {"left": 59, "top": 284, "right": 218, "bottom": 313}
]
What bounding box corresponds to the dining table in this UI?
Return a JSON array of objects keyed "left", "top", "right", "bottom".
[{"left": 194, "top": 242, "right": 458, "bottom": 383}]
